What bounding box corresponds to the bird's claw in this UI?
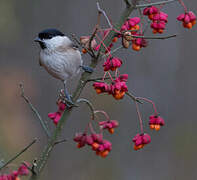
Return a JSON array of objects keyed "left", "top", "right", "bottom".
[
  {"left": 59, "top": 89, "right": 78, "bottom": 108},
  {"left": 64, "top": 98, "right": 78, "bottom": 108},
  {"left": 80, "top": 65, "right": 94, "bottom": 73}
]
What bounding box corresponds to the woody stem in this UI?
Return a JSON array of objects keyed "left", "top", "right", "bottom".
[
  {"left": 136, "top": 97, "right": 158, "bottom": 115},
  {"left": 94, "top": 110, "right": 111, "bottom": 121},
  {"left": 76, "top": 98, "right": 95, "bottom": 120},
  {"left": 135, "top": 101, "right": 144, "bottom": 133}
]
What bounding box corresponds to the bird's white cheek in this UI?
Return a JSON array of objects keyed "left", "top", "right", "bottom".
[{"left": 44, "top": 36, "right": 68, "bottom": 50}]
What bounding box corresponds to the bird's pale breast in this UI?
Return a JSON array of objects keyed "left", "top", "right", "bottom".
[{"left": 39, "top": 48, "right": 82, "bottom": 81}]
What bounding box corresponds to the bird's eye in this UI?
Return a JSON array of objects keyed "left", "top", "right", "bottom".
[
  {"left": 47, "top": 34, "right": 53, "bottom": 39},
  {"left": 39, "top": 33, "right": 54, "bottom": 40},
  {"left": 43, "top": 34, "right": 52, "bottom": 39}
]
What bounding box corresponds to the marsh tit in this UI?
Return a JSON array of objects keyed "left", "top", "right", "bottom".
[{"left": 34, "top": 28, "right": 90, "bottom": 105}]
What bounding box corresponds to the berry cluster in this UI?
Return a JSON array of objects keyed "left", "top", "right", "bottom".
[
  {"left": 110, "top": 75, "right": 128, "bottom": 100},
  {"left": 177, "top": 11, "right": 196, "bottom": 29},
  {"left": 0, "top": 162, "right": 29, "bottom": 180},
  {"left": 132, "top": 133, "right": 151, "bottom": 150},
  {"left": 74, "top": 133, "right": 112, "bottom": 158},
  {"left": 92, "top": 53, "right": 128, "bottom": 101},
  {"left": 131, "top": 96, "right": 165, "bottom": 150},
  {"left": 120, "top": 17, "right": 148, "bottom": 51},
  {"left": 99, "top": 120, "right": 119, "bottom": 134},
  {"left": 72, "top": 110, "right": 118, "bottom": 158},
  {"left": 93, "top": 74, "right": 128, "bottom": 100},
  {"left": 144, "top": 6, "right": 168, "bottom": 34},
  {"left": 149, "top": 115, "right": 165, "bottom": 131},
  {"left": 121, "top": 17, "right": 141, "bottom": 32},
  {"left": 131, "top": 35, "right": 148, "bottom": 51},
  {"left": 93, "top": 82, "right": 110, "bottom": 94},
  {"left": 103, "top": 57, "right": 122, "bottom": 71},
  {"left": 132, "top": 114, "right": 165, "bottom": 151},
  {"left": 143, "top": 6, "right": 159, "bottom": 20}
]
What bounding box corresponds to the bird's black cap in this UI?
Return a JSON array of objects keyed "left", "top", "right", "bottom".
[{"left": 38, "top": 28, "right": 65, "bottom": 40}]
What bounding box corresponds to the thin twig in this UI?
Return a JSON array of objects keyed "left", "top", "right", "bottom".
[
  {"left": 76, "top": 98, "right": 95, "bottom": 120},
  {"left": 136, "top": 97, "right": 158, "bottom": 115},
  {"left": 96, "top": 2, "right": 113, "bottom": 28},
  {"left": 88, "top": 28, "right": 98, "bottom": 58},
  {"left": 132, "top": 34, "right": 177, "bottom": 39},
  {"left": 86, "top": 76, "right": 115, "bottom": 83},
  {"left": 135, "top": 100, "right": 144, "bottom": 133},
  {"left": 54, "top": 139, "right": 67, "bottom": 145},
  {"left": 126, "top": 92, "right": 143, "bottom": 104},
  {"left": 102, "top": 46, "right": 123, "bottom": 59},
  {"left": 0, "top": 139, "right": 37, "bottom": 170},
  {"left": 136, "top": 0, "right": 178, "bottom": 8},
  {"left": 124, "top": 0, "right": 131, "bottom": 7},
  {"left": 94, "top": 110, "right": 110, "bottom": 121},
  {"left": 19, "top": 83, "right": 51, "bottom": 138},
  {"left": 88, "top": 9, "right": 102, "bottom": 58}
]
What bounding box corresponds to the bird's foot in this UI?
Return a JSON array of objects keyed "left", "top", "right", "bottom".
[
  {"left": 59, "top": 89, "right": 78, "bottom": 108},
  {"left": 80, "top": 65, "right": 94, "bottom": 73},
  {"left": 64, "top": 98, "right": 78, "bottom": 108}
]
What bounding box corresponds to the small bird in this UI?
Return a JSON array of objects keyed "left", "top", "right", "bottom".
[{"left": 34, "top": 28, "right": 89, "bottom": 105}]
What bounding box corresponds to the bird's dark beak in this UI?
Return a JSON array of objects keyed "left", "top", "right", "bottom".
[
  {"left": 34, "top": 37, "right": 46, "bottom": 49},
  {"left": 34, "top": 37, "right": 42, "bottom": 42}
]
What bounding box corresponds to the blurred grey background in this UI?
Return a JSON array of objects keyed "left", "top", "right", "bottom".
[{"left": 0, "top": 0, "right": 197, "bottom": 179}]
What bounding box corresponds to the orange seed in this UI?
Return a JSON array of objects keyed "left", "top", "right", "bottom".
[
  {"left": 113, "top": 91, "right": 125, "bottom": 100},
  {"left": 82, "top": 48, "right": 87, "bottom": 54},
  {"left": 92, "top": 142, "right": 100, "bottom": 150},
  {"left": 134, "top": 145, "right": 139, "bottom": 151},
  {"left": 132, "top": 43, "right": 141, "bottom": 51},
  {"left": 186, "top": 22, "right": 193, "bottom": 29},
  {"left": 153, "top": 29, "right": 158, "bottom": 34},
  {"left": 108, "top": 128, "right": 114, "bottom": 134},
  {"left": 150, "top": 124, "right": 155, "bottom": 129},
  {"left": 158, "top": 29, "right": 164, "bottom": 34},
  {"left": 77, "top": 143, "right": 83, "bottom": 148},
  {"left": 95, "top": 88, "right": 102, "bottom": 94},
  {"left": 134, "top": 24, "right": 140, "bottom": 31},
  {"left": 154, "top": 124, "right": 161, "bottom": 131},
  {"left": 112, "top": 37, "right": 118, "bottom": 43},
  {"left": 100, "top": 150, "right": 109, "bottom": 158},
  {"left": 192, "top": 20, "right": 196, "bottom": 26},
  {"left": 148, "top": 14, "right": 154, "bottom": 20}
]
